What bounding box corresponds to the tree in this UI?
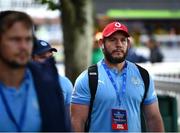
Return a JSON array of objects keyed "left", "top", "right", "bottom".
[
  {"left": 37, "top": 0, "right": 94, "bottom": 83},
  {"left": 61, "top": 0, "right": 94, "bottom": 83}
]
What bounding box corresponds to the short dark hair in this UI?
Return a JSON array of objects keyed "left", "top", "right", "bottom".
[{"left": 0, "top": 10, "right": 34, "bottom": 37}]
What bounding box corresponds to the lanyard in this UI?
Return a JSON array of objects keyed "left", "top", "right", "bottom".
[
  {"left": 102, "top": 61, "right": 127, "bottom": 106},
  {"left": 0, "top": 82, "right": 29, "bottom": 132}
]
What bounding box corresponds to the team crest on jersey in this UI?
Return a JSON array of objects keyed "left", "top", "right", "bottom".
[{"left": 131, "top": 76, "right": 141, "bottom": 85}]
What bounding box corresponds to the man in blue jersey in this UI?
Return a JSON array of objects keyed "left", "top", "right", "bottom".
[
  {"left": 71, "top": 21, "right": 164, "bottom": 132},
  {"left": 0, "top": 10, "right": 71, "bottom": 132}
]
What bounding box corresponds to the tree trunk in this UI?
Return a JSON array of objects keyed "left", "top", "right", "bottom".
[{"left": 60, "top": 0, "right": 94, "bottom": 83}]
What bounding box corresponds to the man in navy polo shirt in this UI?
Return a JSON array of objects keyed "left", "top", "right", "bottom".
[{"left": 32, "top": 39, "right": 73, "bottom": 123}]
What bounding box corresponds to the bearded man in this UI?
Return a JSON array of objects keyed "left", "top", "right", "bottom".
[{"left": 70, "top": 21, "right": 164, "bottom": 132}]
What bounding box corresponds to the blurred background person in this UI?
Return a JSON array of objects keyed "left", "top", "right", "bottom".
[
  {"left": 32, "top": 39, "right": 73, "bottom": 128},
  {"left": 168, "top": 27, "right": 178, "bottom": 47},
  {"left": 126, "top": 37, "right": 148, "bottom": 63},
  {"left": 91, "top": 32, "right": 104, "bottom": 64},
  {"left": 32, "top": 39, "right": 58, "bottom": 63},
  {"left": 146, "top": 36, "right": 164, "bottom": 63}
]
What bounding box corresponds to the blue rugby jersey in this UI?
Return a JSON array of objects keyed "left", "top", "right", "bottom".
[
  {"left": 71, "top": 60, "right": 157, "bottom": 132},
  {"left": 0, "top": 69, "right": 41, "bottom": 132}
]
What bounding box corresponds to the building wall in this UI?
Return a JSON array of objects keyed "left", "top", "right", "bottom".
[{"left": 93, "top": 0, "right": 180, "bottom": 14}]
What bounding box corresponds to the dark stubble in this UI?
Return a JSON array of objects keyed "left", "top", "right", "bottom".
[
  {"left": 0, "top": 51, "right": 28, "bottom": 69},
  {"left": 103, "top": 44, "right": 128, "bottom": 64}
]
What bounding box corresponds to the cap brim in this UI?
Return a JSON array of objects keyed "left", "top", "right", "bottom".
[
  {"left": 34, "top": 48, "right": 57, "bottom": 55},
  {"left": 50, "top": 48, "right": 57, "bottom": 52},
  {"left": 104, "top": 29, "right": 130, "bottom": 38}
]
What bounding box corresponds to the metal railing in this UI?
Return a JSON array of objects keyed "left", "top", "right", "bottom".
[{"left": 138, "top": 62, "right": 180, "bottom": 92}]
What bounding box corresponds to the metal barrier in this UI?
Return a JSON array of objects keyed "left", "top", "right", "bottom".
[{"left": 139, "top": 62, "right": 180, "bottom": 131}]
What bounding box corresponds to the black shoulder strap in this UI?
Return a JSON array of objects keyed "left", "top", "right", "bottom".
[
  {"left": 85, "top": 64, "right": 98, "bottom": 132},
  {"left": 135, "top": 64, "right": 150, "bottom": 132},
  {"left": 135, "top": 64, "right": 149, "bottom": 107},
  {"left": 86, "top": 63, "right": 149, "bottom": 132}
]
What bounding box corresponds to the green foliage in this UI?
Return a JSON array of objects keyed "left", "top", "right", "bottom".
[{"left": 36, "top": 0, "right": 60, "bottom": 10}]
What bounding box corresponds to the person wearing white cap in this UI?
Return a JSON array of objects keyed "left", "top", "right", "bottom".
[{"left": 71, "top": 21, "right": 164, "bottom": 132}]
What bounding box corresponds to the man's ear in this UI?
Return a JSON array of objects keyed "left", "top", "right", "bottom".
[
  {"left": 98, "top": 39, "right": 104, "bottom": 49},
  {"left": 127, "top": 38, "right": 131, "bottom": 49}
]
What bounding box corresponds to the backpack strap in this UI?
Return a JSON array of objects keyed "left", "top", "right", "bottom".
[
  {"left": 85, "top": 63, "right": 149, "bottom": 132},
  {"left": 85, "top": 64, "right": 98, "bottom": 132},
  {"left": 135, "top": 64, "right": 150, "bottom": 132},
  {"left": 135, "top": 64, "right": 149, "bottom": 107}
]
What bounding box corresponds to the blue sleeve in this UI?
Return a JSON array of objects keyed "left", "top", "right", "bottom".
[
  {"left": 71, "top": 70, "right": 91, "bottom": 105},
  {"left": 59, "top": 75, "right": 73, "bottom": 105},
  {"left": 143, "top": 75, "right": 158, "bottom": 105}
]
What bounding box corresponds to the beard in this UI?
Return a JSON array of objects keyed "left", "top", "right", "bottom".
[
  {"left": 103, "top": 45, "right": 128, "bottom": 64},
  {"left": 0, "top": 51, "right": 29, "bottom": 69}
]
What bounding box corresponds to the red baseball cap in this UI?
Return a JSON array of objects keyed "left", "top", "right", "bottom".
[{"left": 102, "top": 22, "right": 130, "bottom": 39}]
